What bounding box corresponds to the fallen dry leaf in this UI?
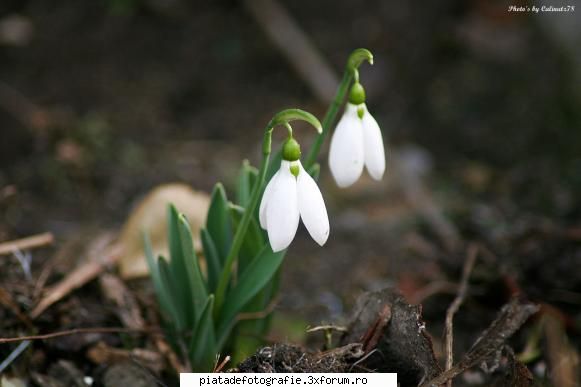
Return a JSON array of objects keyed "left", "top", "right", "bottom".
[
  {"left": 118, "top": 183, "right": 210, "bottom": 279},
  {"left": 544, "top": 311, "right": 580, "bottom": 387}
]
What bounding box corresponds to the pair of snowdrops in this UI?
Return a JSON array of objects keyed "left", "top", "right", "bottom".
[{"left": 260, "top": 95, "right": 385, "bottom": 252}]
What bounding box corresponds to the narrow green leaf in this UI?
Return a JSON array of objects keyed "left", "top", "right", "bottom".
[
  {"left": 218, "top": 245, "right": 285, "bottom": 339},
  {"left": 190, "top": 295, "right": 216, "bottom": 371},
  {"left": 143, "top": 233, "right": 171, "bottom": 318},
  {"left": 157, "top": 256, "right": 185, "bottom": 330},
  {"left": 177, "top": 213, "right": 208, "bottom": 321},
  {"left": 206, "top": 183, "right": 232, "bottom": 264},
  {"left": 201, "top": 228, "right": 220, "bottom": 293},
  {"left": 167, "top": 204, "right": 193, "bottom": 326},
  {"left": 229, "top": 204, "right": 264, "bottom": 273},
  {"left": 236, "top": 160, "right": 258, "bottom": 207}
]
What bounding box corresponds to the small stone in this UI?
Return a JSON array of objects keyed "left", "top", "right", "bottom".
[{"left": 102, "top": 363, "right": 157, "bottom": 387}]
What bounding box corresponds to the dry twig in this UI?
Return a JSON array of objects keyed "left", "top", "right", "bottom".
[
  {"left": 306, "top": 325, "right": 348, "bottom": 333},
  {"left": 87, "top": 341, "right": 163, "bottom": 374},
  {"left": 30, "top": 235, "right": 121, "bottom": 319},
  {"left": 32, "top": 233, "right": 91, "bottom": 301},
  {"left": 0, "top": 232, "right": 54, "bottom": 256},
  {"left": 0, "top": 326, "right": 160, "bottom": 344},
  {"left": 236, "top": 297, "right": 279, "bottom": 321},
  {"left": 444, "top": 243, "right": 478, "bottom": 387},
  {"left": 421, "top": 297, "right": 539, "bottom": 387},
  {"left": 213, "top": 355, "right": 231, "bottom": 373},
  {"left": 360, "top": 304, "right": 392, "bottom": 353}
]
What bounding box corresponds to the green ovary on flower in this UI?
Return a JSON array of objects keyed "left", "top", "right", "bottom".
[
  {"left": 282, "top": 137, "right": 301, "bottom": 161},
  {"left": 349, "top": 82, "right": 366, "bottom": 105}
]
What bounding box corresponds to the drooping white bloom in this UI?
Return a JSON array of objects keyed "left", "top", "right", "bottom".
[
  {"left": 329, "top": 102, "right": 385, "bottom": 187},
  {"left": 259, "top": 160, "right": 329, "bottom": 252}
]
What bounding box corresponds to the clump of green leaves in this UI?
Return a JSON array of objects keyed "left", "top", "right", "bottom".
[
  {"left": 145, "top": 161, "right": 284, "bottom": 371},
  {"left": 144, "top": 49, "right": 375, "bottom": 371}
]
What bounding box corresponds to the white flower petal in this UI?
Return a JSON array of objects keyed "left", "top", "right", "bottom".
[
  {"left": 259, "top": 168, "right": 280, "bottom": 230},
  {"left": 361, "top": 105, "right": 385, "bottom": 180},
  {"left": 265, "top": 161, "right": 300, "bottom": 252},
  {"left": 329, "top": 103, "right": 365, "bottom": 188},
  {"left": 297, "top": 162, "right": 329, "bottom": 246}
]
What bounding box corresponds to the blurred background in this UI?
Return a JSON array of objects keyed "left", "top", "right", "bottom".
[{"left": 0, "top": 0, "right": 580, "bottom": 384}]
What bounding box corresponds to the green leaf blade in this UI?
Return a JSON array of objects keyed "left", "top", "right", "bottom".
[
  {"left": 218, "top": 245, "right": 285, "bottom": 341},
  {"left": 201, "top": 228, "right": 221, "bottom": 293},
  {"left": 229, "top": 204, "right": 264, "bottom": 274},
  {"left": 157, "top": 256, "right": 186, "bottom": 331},
  {"left": 206, "top": 183, "right": 233, "bottom": 264},
  {"left": 177, "top": 214, "right": 208, "bottom": 322},
  {"left": 167, "top": 204, "right": 194, "bottom": 326},
  {"left": 190, "top": 295, "right": 216, "bottom": 371},
  {"left": 143, "top": 233, "right": 171, "bottom": 318}
]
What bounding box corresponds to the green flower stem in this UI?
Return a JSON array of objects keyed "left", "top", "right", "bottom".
[
  {"left": 214, "top": 109, "right": 321, "bottom": 317},
  {"left": 305, "top": 48, "right": 373, "bottom": 170},
  {"left": 214, "top": 136, "right": 270, "bottom": 317},
  {"left": 304, "top": 70, "right": 352, "bottom": 169}
]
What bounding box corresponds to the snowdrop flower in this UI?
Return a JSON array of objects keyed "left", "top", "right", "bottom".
[
  {"left": 259, "top": 138, "right": 329, "bottom": 252},
  {"left": 329, "top": 82, "right": 385, "bottom": 188}
]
